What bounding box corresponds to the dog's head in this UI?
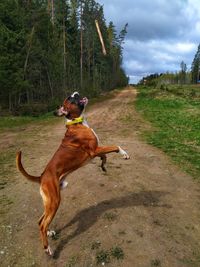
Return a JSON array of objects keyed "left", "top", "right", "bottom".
[{"left": 54, "top": 92, "right": 88, "bottom": 119}]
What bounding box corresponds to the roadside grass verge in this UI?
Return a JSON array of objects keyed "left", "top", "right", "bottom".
[
  {"left": 135, "top": 85, "right": 200, "bottom": 179},
  {"left": 0, "top": 88, "right": 124, "bottom": 131},
  {"left": 0, "top": 112, "right": 58, "bottom": 131}
]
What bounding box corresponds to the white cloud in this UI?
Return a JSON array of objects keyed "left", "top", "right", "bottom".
[{"left": 168, "top": 42, "right": 196, "bottom": 54}]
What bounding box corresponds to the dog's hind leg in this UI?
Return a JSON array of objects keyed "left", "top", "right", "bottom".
[
  {"left": 38, "top": 213, "right": 45, "bottom": 226},
  {"left": 39, "top": 214, "right": 56, "bottom": 237},
  {"left": 39, "top": 182, "right": 60, "bottom": 256},
  {"left": 100, "top": 155, "right": 107, "bottom": 172}
]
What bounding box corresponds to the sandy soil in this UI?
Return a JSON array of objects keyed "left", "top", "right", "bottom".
[{"left": 1, "top": 87, "right": 200, "bottom": 267}]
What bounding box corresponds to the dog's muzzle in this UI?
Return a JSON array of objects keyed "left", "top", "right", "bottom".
[{"left": 54, "top": 106, "right": 68, "bottom": 117}]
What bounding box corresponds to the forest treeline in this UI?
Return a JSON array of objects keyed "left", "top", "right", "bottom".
[
  {"left": 0, "top": 0, "right": 128, "bottom": 115},
  {"left": 139, "top": 44, "right": 200, "bottom": 87}
]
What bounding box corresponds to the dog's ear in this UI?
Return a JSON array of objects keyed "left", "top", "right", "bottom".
[{"left": 73, "top": 93, "right": 80, "bottom": 100}]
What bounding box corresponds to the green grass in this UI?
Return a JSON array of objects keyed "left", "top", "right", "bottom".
[
  {"left": 0, "top": 194, "right": 14, "bottom": 215},
  {"left": 96, "top": 250, "right": 111, "bottom": 264},
  {"left": 135, "top": 85, "right": 200, "bottom": 179},
  {"left": 110, "top": 246, "right": 124, "bottom": 260},
  {"left": 91, "top": 240, "right": 101, "bottom": 250},
  {"left": 96, "top": 246, "right": 124, "bottom": 264},
  {"left": 179, "top": 250, "right": 200, "bottom": 267},
  {"left": 0, "top": 89, "right": 121, "bottom": 130},
  {"left": 0, "top": 112, "right": 58, "bottom": 131},
  {"left": 103, "top": 211, "right": 118, "bottom": 221}
]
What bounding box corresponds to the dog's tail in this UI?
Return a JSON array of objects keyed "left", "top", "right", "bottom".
[{"left": 16, "top": 151, "right": 41, "bottom": 183}]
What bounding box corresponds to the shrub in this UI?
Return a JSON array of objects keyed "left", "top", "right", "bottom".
[{"left": 13, "top": 103, "right": 48, "bottom": 116}]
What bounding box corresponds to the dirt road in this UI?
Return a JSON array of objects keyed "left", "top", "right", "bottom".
[{"left": 1, "top": 87, "right": 200, "bottom": 267}]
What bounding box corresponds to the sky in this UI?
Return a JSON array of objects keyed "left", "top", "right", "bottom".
[{"left": 97, "top": 0, "right": 200, "bottom": 83}]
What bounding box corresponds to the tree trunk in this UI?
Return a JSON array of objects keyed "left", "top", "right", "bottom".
[
  {"left": 88, "top": 48, "right": 90, "bottom": 81},
  {"left": 9, "top": 92, "right": 12, "bottom": 112},
  {"left": 80, "top": 0, "right": 83, "bottom": 90},
  {"left": 26, "top": 89, "right": 30, "bottom": 104},
  {"left": 51, "top": 0, "right": 54, "bottom": 25},
  {"left": 24, "top": 26, "right": 35, "bottom": 79},
  {"left": 46, "top": 68, "right": 54, "bottom": 99},
  {"left": 63, "top": 17, "right": 66, "bottom": 90}
]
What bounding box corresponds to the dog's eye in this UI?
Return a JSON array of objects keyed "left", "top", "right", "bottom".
[
  {"left": 67, "top": 97, "right": 78, "bottom": 105},
  {"left": 74, "top": 94, "right": 79, "bottom": 100}
]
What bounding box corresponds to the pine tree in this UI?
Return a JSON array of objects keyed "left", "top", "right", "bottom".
[{"left": 191, "top": 44, "right": 200, "bottom": 84}]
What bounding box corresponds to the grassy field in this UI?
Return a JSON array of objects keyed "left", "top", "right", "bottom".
[
  {"left": 0, "top": 112, "right": 58, "bottom": 131},
  {"left": 135, "top": 84, "right": 200, "bottom": 179}
]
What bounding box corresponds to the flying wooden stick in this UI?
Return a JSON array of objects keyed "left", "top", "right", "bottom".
[{"left": 95, "top": 19, "right": 107, "bottom": 56}]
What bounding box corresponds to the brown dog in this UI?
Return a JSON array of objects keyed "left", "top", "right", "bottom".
[{"left": 16, "top": 92, "right": 129, "bottom": 256}]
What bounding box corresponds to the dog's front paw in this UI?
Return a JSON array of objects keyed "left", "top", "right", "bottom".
[
  {"left": 47, "top": 230, "right": 56, "bottom": 237},
  {"left": 123, "top": 153, "right": 130, "bottom": 160},
  {"left": 60, "top": 181, "right": 68, "bottom": 190},
  {"left": 118, "top": 147, "right": 130, "bottom": 160},
  {"left": 45, "top": 246, "right": 53, "bottom": 256}
]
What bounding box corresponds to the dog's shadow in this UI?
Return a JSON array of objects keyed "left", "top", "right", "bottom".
[{"left": 53, "top": 190, "right": 171, "bottom": 259}]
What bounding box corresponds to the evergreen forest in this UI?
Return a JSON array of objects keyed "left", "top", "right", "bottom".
[{"left": 0, "top": 0, "right": 128, "bottom": 115}]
